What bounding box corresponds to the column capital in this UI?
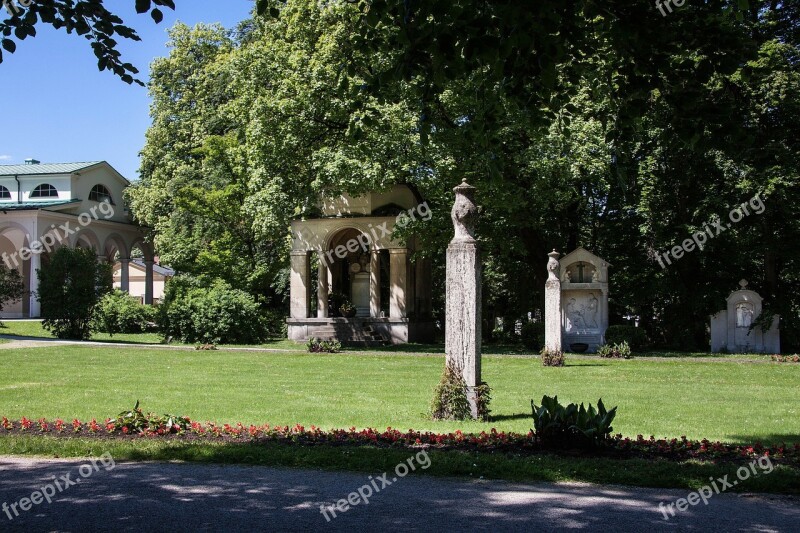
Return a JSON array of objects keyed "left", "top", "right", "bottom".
[
  {"left": 388, "top": 248, "right": 408, "bottom": 255},
  {"left": 290, "top": 250, "right": 309, "bottom": 257}
]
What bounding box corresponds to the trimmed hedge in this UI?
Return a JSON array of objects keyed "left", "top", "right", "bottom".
[
  {"left": 158, "top": 276, "right": 267, "bottom": 344},
  {"left": 521, "top": 321, "right": 545, "bottom": 350},
  {"left": 604, "top": 325, "right": 647, "bottom": 350}
]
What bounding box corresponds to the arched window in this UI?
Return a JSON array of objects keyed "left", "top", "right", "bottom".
[
  {"left": 0, "top": 186, "right": 11, "bottom": 200},
  {"left": 30, "top": 184, "right": 58, "bottom": 198},
  {"left": 89, "top": 184, "right": 114, "bottom": 204}
]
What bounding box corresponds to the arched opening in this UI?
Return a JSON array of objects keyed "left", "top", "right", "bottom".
[
  {"left": 323, "top": 228, "right": 373, "bottom": 317},
  {"left": 0, "top": 224, "right": 31, "bottom": 318}
]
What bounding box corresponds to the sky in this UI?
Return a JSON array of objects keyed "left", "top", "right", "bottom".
[{"left": 0, "top": 0, "right": 255, "bottom": 180}]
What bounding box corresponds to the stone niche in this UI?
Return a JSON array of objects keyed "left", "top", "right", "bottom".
[
  {"left": 560, "top": 247, "right": 610, "bottom": 352},
  {"left": 710, "top": 280, "right": 780, "bottom": 353}
]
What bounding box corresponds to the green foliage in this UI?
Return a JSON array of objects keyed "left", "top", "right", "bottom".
[
  {"left": 531, "top": 395, "right": 617, "bottom": 449},
  {"left": 605, "top": 326, "right": 647, "bottom": 350},
  {"left": 431, "top": 363, "right": 471, "bottom": 421},
  {"left": 158, "top": 276, "right": 267, "bottom": 344},
  {"left": 92, "top": 290, "right": 156, "bottom": 336},
  {"left": 113, "top": 400, "right": 190, "bottom": 435},
  {"left": 338, "top": 299, "right": 356, "bottom": 317},
  {"left": 37, "top": 247, "right": 112, "bottom": 340},
  {"left": 0, "top": 265, "right": 24, "bottom": 312},
  {"left": 541, "top": 348, "right": 565, "bottom": 367},
  {"left": 520, "top": 321, "right": 545, "bottom": 350},
  {"left": 597, "top": 341, "right": 633, "bottom": 359},
  {"left": 431, "top": 362, "right": 491, "bottom": 421},
  {"left": 306, "top": 338, "right": 342, "bottom": 353},
  {"left": 0, "top": 0, "right": 175, "bottom": 84}
]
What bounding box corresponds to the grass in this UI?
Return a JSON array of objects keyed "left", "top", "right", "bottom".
[
  {"left": 1, "top": 435, "right": 797, "bottom": 494},
  {"left": 0, "top": 320, "right": 164, "bottom": 345},
  {"left": 0, "top": 345, "right": 797, "bottom": 444}
]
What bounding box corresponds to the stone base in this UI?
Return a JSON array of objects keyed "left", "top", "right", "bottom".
[{"left": 287, "top": 318, "right": 436, "bottom": 345}]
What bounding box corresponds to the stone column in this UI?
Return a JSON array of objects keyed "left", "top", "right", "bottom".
[
  {"left": 544, "top": 250, "right": 562, "bottom": 352},
  {"left": 144, "top": 259, "right": 154, "bottom": 305},
  {"left": 445, "top": 179, "right": 482, "bottom": 419},
  {"left": 290, "top": 251, "right": 310, "bottom": 319},
  {"left": 389, "top": 249, "right": 407, "bottom": 318},
  {"left": 370, "top": 250, "right": 381, "bottom": 318},
  {"left": 317, "top": 255, "right": 329, "bottom": 318},
  {"left": 28, "top": 251, "right": 41, "bottom": 318},
  {"left": 120, "top": 258, "right": 130, "bottom": 293}
]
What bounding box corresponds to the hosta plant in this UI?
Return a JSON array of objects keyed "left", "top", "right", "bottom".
[{"left": 531, "top": 395, "right": 617, "bottom": 448}]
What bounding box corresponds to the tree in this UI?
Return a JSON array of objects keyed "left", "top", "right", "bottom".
[
  {"left": 37, "top": 247, "right": 112, "bottom": 339},
  {"left": 0, "top": 0, "right": 175, "bottom": 84},
  {"left": 0, "top": 266, "right": 23, "bottom": 314},
  {"left": 134, "top": 0, "right": 800, "bottom": 350}
]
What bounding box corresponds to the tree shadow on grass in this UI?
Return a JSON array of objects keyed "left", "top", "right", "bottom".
[
  {"left": 729, "top": 434, "right": 800, "bottom": 446},
  {"left": 490, "top": 413, "right": 531, "bottom": 422}
]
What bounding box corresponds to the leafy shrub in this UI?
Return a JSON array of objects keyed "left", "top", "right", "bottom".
[
  {"left": 92, "top": 290, "right": 156, "bottom": 336},
  {"left": 306, "top": 338, "right": 342, "bottom": 353},
  {"left": 38, "top": 247, "right": 112, "bottom": 339},
  {"left": 113, "top": 400, "right": 190, "bottom": 435},
  {"left": 597, "top": 341, "right": 633, "bottom": 359},
  {"left": 158, "top": 276, "right": 266, "bottom": 344},
  {"left": 0, "top": 265, "right": 23, "bottom": 314},
  {"left": 195, "top": 343, "right": 218, "bottom": 351},
  {"left": 263, "top": 308, "right": 288, "bottom": 338},
  {"left": 520, "top": 321, "right": 545, "bottom": 350},
  {"left": 431, "top": 362, "right": 492, "bottom": 421},
  {"left": 605, "top": 325, "right": 647, "bottom": 350},
  {"left": 541, "top": 348, "right": 565, "bottom": 367},
  {"left": 531, "top": 395, "right": 617, "bottom": 448}
]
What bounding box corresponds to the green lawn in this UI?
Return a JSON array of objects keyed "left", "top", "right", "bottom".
[
  {"left": 0, "top": 345, "right": 796, "bottom": 445},
  {"left": 0, "top": 321, "right": 164, "bottom": 345}
]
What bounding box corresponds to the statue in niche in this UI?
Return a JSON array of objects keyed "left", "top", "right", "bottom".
[
  {"left": 592, "top": 268, "right": 600, "bottom": 283},
  {"left": 563, "top": 269, "right": 572, "bottom": 284},
  {"left": 566, "top": 298, "right": 585, "bottom": 330},
  {"left": 586, "top": 295, "right": 599, "bottom": 328},
  {"left": 736, "top": 302, "right": 754, "bottom": 328}
]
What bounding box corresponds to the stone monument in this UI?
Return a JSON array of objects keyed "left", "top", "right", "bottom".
[
  {"left": 560, "top": 247, "right": 611, "bottom": 352},
  {"left": 710, "top": 280, "right": 780, "bottom": 353},
  {"left": 544, "top": 250, "right": 562, "bottom": 352},
  {"left": 445, "top": 179, "right": 482, "bottom": 418}
]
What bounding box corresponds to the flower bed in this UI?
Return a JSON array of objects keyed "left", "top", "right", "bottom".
[
  {"left": 1, "top": 416, "right": 797, "bottom": 467},
  {"left": 771, "top": 354, "right": 800, "bottom": 363}
]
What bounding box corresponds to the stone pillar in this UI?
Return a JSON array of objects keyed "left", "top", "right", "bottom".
[
  {"left": 290, "top": 251, "right": 310, "bottom": 319},
  {"left": 389, "top": 249, "right": 407, "bottom": 318},
  {"left": 317, "top": 255, "right": 329, "bottom": 318},
  {"left": 28, "top": 251, "right": 41, "bottom": 318},
  {"left": 144, "top": 259, "right": 154, "bottom": 305},
  {"left": 370, "top": 250, "right": 381, "bottom": 318},
  {"left": 445, "top": 179, "right": 482, "bottom": 419},
  {"left": 120, "top": 258, "right": 130, "bottom": 293},
  {"left": 545, "top": 250, "right": 562, "bottom": 352}
]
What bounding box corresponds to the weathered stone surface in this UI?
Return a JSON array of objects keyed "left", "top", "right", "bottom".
[
  {"left": 545, "top": 250, "right": 562, "bottom": 353},
  {"left": 559, "top": 247, "right": 611, "bottom": 352},
  {"left": 710, "top": 279, "right": 780, "bottom": 353},
  {"left": 445, "top": 179, "right": 482, "bottom": 419}
]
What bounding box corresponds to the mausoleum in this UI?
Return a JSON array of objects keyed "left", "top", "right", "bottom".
[
  {"left": 287, "top": 184, "right": 434, "bottom": 344},
  {"left": 560, "top": 247, "right": 611, "bottom": 352},
  {"left": 710, "top": 280, "right": 780, "bottom": 353}
]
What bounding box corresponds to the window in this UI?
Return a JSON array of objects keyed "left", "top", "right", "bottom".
[
  {"left": 30, "top": 184, "right": 58, "bottom": 198},
  {"left": 89, "top": 184, "right": 114, "bottom": 204},
  {"left": 0, "top": 186, "right": 10, "bottom": 200}
]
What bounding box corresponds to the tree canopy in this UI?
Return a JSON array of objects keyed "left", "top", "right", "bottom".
[
  {"left": 130, "top": 0, "right": 800, "bottom": 349},
  {"left": 0, "top": 0, "right": 175, "bottom": 84}
]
